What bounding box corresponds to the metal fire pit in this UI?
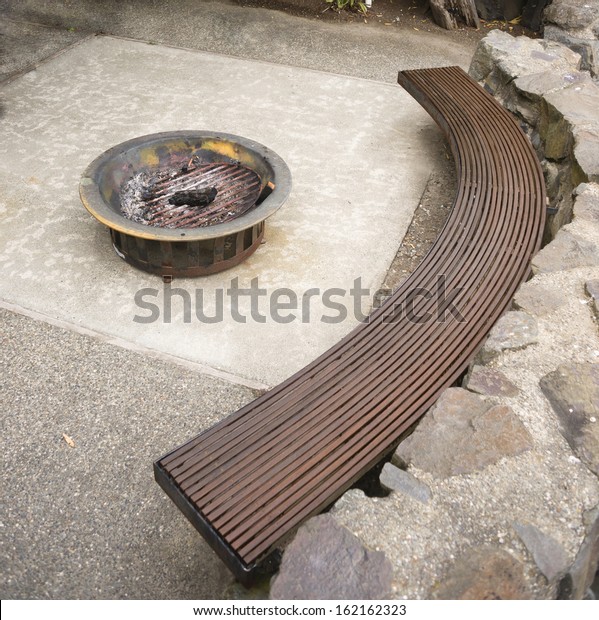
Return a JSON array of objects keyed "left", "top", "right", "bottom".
[{"left": 80, "top": 131, "right": 292, "bottom": 277}]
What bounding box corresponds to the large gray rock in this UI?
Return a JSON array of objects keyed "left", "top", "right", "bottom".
[
  {"left": 470, "top": 30, "right": 581, "bottom": 87},
  {"left": 270, "top": 515, "right": 393, "bottom": 600},
  {"left": 586, "top": 279, "right": 599, "bottom": 320},
  {"left": 560, "top": 506, "right": 599, "bottom": 599},
  {"left": 431, "top": 546, "right": 531, "bottom": 599},
  {"left": 545, "top": 1, "right": 599, "bottom": 30},
  {"left": 544, "top": 1, "right": 599, "bottom": 76},
  {"left": 572, "top": 128, "right": 599, "bottom": 183},
  {"left": 532, "top": 229, "right": 599, "bottom": 273},
  {"left": 540, "top": 80, "right": 599, "bottom": 179},
  {"left": 478, "top": 311, "right": 538, "bottom": 363},
  {"left": 513, "top": 522, "right": 570, "bottom": 582},
  {"left": 544, "top": 25, "right": 599, "bottom": 78},
  {"left": 540, "top": 362, "right": 599, "bottom": 475},
  {"left": 379, "top": 462, "right": 432, "bottom": 503},
  {"left": 513, "top": 281, "right": 567, "bottom": 317},
  {"left": 465, "top": 365, "right": 520, "bottom": 397},
  {"left": 512, "top": 69, "right": 593, "bottom": 131},
  {"left": 573, "top": 183, "right": 599, "bottom": 222},
  {"left": 393, "top": 388, "right": 533, "bottom": 478},
  {"left": 514, "top": 69, "right": 591, "bottom": 101}
]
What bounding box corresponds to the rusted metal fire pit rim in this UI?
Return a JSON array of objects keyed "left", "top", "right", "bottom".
[{"left": 79, "top": 130, "right": 292, "bottom": 242}]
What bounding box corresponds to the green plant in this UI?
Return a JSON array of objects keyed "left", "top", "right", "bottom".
[{"left": 326, "top": 0, "right": 368, "bottom": 15}]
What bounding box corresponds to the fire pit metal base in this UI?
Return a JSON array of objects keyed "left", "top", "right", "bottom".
[
  {"left": 110, "top": 220, "right": 265, "bottom": 277},
  {"left": 80, "top": 131, "right": 291, "bottom": 277}
]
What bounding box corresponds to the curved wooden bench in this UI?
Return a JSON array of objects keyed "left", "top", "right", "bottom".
[{"left": 154, "top": 66, "right": 546, "bottom": 583}]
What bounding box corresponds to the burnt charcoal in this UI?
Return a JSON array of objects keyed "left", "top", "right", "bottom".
[
  {"left": 120, "top": 162, "right": 261, "bottom": 229},
  {"left": 169, "top": 187, "right": 218, "bottom": 208}
]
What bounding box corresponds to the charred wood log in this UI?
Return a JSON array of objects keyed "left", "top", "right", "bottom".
[
  {"left": 429, "top": 0, "right": 481, "bottom": 30},
  {"left": 169, "top": 187, "right": 218, "bottom": 208}
]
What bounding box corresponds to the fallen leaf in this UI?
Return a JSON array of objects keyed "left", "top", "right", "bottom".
[{"left": 63, "top": 433, "right": 75, "bottom": 448}]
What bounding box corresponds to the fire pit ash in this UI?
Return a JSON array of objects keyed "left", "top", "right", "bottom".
[{"left": 80, "top": 131, "right": 291, "bottom": 277}]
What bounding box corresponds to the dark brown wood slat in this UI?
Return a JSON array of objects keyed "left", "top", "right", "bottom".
[
  {"left": 232, "top": 123, "right": 540, "bottom": 560},
  {"left": 154, "top": 66, "right": 546, "bottom": 583}
]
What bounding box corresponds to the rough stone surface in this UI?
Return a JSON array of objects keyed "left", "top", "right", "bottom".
[
  {"left": 545, "top": 79, "right": 599, "bottom": 130},
  {"left": 540, "top": 363, "right": 599, "bottom": 476},
  {"left": 586, "top": 279, "right": 599, "bottom": 320},
  {"left": 513, "top": 522, "right": 570, "bottom": 582},
  {"left": 532, "top": 229, "right": 599, "bottom": 274},
  {"left": 478, "top": 311, "right": 538, "bottom": 363},
  {"left": 269, "top": 515, "right": 393, "bottom": 600},
  {"left": 573, "top": 183, "right": 599, "bottom": 222},
  {"left": 431, "top": 546, "right": 531, "bottom": 599},
  {"left": 541, "top": 79, "right": 599, "bottom": 171},
  {"left": 542, "top": 159, "right": 578, "bottom": 235},
  {"left": 586, "top": 279, "right": 599, "bottom": 303},
  {"left": 573, "top": 127, "right": 599, "bottom": 183},
  {"left": 513, "top": 281, "right": 567, "bottom": 317},
  {"left": 560, "top": 506, "right": 599, "bottom": 599},
  {"left": 544, "top": 0, "right": 599, "bottom": 76},
  {"left": 585, "top": 279, "right": 599, "bottom": 301},
  {"left": 470, "top": 29, "right": 599, "bottom": 238},
  {"left": 379, "top": 463, "right": 432, "bottom": 503},
  {"left": 544, "top": 26, "right": 599, "bottom": 78},
  {"left": 469, "top": 30, "right": 581, "bottom": 86},
  {"left": 465, "top": 365, "right": 520, "bottom": 397},
  {"left": 514, "top": 69, "right": 592, "bottom": 105},
  {"left": 545, "top": 1, "right": 599, "bottom": 31},
  {"left": 393, "top": 388, "right": 533, "bottom": 478}
]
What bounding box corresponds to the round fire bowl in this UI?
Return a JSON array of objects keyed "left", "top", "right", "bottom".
[{"left": 80, "top": 131, "right": 292, "bottom": 277}]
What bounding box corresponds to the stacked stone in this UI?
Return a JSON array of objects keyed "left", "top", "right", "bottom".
[
  {"left": 470, "top": 29, "right": 599, "bottom": 237},
  {"left": 544, "top": 0, "right": 599, "bottom": 78}
]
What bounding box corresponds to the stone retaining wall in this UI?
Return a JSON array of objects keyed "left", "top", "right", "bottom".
[
  {"left": 227, "top": 24, "right": 599, "bottom": 602},
  {"left": 544, "top": 0, "right": 599, "bottom": 78}
]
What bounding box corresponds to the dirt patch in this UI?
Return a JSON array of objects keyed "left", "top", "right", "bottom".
[
  {"left": 234, "top": 0, "right": 535, "bottom": 39},
  {"left": 381, "top": 141, "right": 456, "bottom": 293}
]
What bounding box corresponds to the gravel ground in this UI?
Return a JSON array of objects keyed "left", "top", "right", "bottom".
[{"left": 0, "top": 308, "right": 256, "bottom": 598}]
